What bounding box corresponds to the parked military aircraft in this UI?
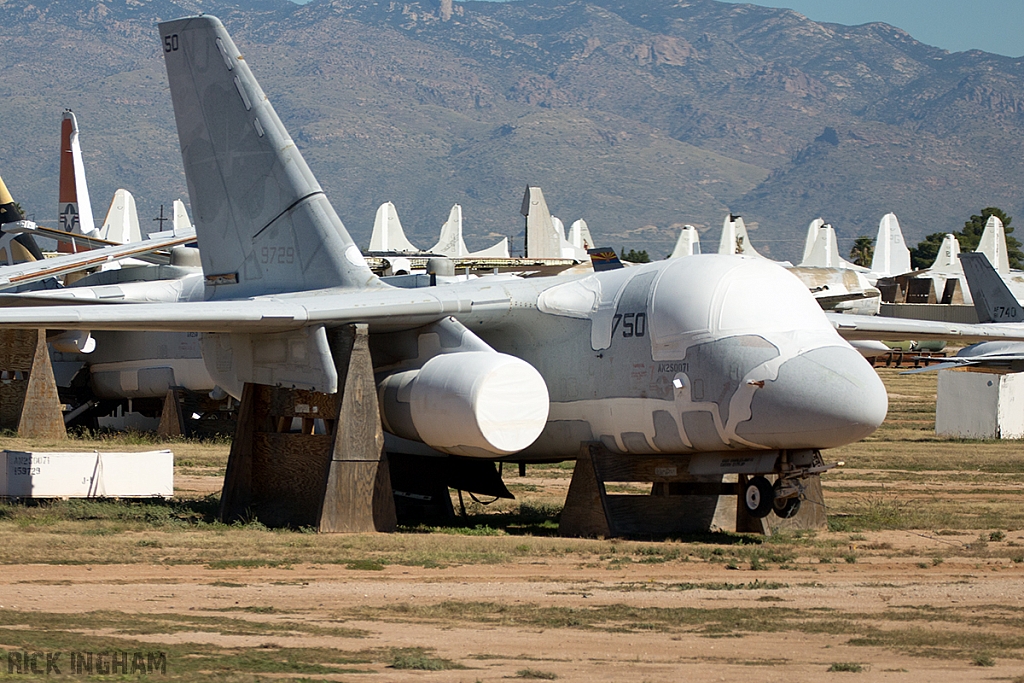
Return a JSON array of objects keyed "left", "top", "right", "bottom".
[
  {"left": 900, "top": 253, "right": 1024, "bottom": 373},
  {"left": 4, "top": 17, "right": 1022, "bottom": 517}
]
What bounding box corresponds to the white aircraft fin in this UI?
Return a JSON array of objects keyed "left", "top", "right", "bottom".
[
  {"left": 172, "top": 199, "right": 192, "bottom": 232},
  {"left": 718, "top": 214, "right": 763, "bottom": 258},
  {"left": 569, "top": 219, "right": 594, "bottom": 250},
  {"left": 57, "top": 111, "right": 97, "bottom": 245},
  {"left": 930, "top": 234, "right": 962, "bottom": 273},
  {"left": 977, "top": 215, "right": 1010, "bottom": 275},
  {"left": 800, "top": 224, "right": 864, "bottom": 270},
  {"left": 468, "top": 237, "right": 509, "bottom": 258},
  {"left": 670, "top": 225, "right": 701, "bottom": 258},
  {"left": 159, "top": 16, "right": 376, "bottom": 297},
  {"left": 801, "top": 218, "right": 825, "bottom": 265},
  {"left": 870, "top": 213, "right": 911, "bottom": 277},
  {"left": 370, "top": 201, "right": 418, "bottom": 253},
  {"left": 520, "top": 186, "right": 563, "bottom": 258},
  {"left": 98, "top": 189, "right": 142, "bottom": 244},
  {"left": 430, "top": 204, "right": 470, "bottom": 257}
]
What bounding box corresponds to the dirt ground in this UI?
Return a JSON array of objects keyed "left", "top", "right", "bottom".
[
  {"left": 2, "top": 541, "right": 1022, "bottom": 682},
  {"left": 0, "top": 367, "right": 1023, "bottom": 681}
]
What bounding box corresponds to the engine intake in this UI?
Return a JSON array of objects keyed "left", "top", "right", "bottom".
[{"left": 379, "top": 352, "right": 549, "bottom": 458}]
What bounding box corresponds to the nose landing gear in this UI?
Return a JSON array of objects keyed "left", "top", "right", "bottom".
[{"left": 742, "top": 451, "right": 840, "bottom": 519}]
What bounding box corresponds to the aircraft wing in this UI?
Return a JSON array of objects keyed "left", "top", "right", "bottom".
[
  {"left": 0, "top": 228, "right": 197, "bottom": 290},
  {"left": 5, "top": 223, "right": 186, "bottom": 265},
  {"left": 827, "top": 312, "right": 1024, "bottom": 344},
  {"left": 0, "top": 284, "right": 504, "bottom": 333}
]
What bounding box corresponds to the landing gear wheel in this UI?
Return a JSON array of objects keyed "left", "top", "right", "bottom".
[
  {"left": 743, "top": 476, "right": 774, "bottom": 518},
  {"left": 772, "top": 480, "right": 801, "bottom": 519}
]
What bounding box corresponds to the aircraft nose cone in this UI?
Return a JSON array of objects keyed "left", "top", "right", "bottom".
[{"left": 737, "top": 345, "right": 888, "bottom": 449}]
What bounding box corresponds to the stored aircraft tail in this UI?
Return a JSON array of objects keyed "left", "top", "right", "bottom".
[
  {"left": 669, "top": 225, "right": 701, "bottom": 258},
  {"left": 58, "top": 110, "right": 97, "bottom": 252},
  {"left": 159, "top": 15, "right": 377, "bottom": 298},
  {"left": 870, "top": 213, "right": 911, "bottom": 277},
  {"left": 717, "top": 214, "right": 763, "bottom": 258},
  {"left": 960, "top": 252, "right": 1021, "bottom": 323},
  {"left": 977, "top": 215, "right": 1010, "bottom": 275},
  {"left": 98, "top": 189, "right": 142, "bottom": 244},
  {"left": 370, "top": 201, "right": 419, "bottom": 253}
]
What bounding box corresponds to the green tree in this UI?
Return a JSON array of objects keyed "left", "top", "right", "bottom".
[
  {"left": 910, "top": 232, "right": 949, "bottom": 270},
  {"left": 910, "top": 208, "right": 1022, "bottom": 270},
  {"left": 849, "top": 236, "right": 874, "bottom": 267},
  {"left": 622, "top": 248, "right": 650, "bottom": 263}
]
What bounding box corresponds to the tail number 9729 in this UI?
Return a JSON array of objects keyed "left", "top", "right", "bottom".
[
  {"left": 164, "top": 34, "right": 179, "bottom": 52},
  {"left": 611, "top": 312, "right": 647, "bottom": 339}
]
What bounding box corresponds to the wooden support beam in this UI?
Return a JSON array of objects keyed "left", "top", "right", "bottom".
[
  {"left": 157, "top": 388, "right": 186, "bottom": 439},
  {"left": 0, "top": 329, "right": 66, "bottom": 439},
  {"left": 219, "top": 324, "right": 395, "bottom": 532},
  {"left": 560, "top": 443, "right": 827, "bottom": 538}
]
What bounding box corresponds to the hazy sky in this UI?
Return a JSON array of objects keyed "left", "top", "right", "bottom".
[
  {"left": 718, "top": 0, "right": 1024, "bottom": 57},
  {"left": 455, "top": 0, "right": 1024, "bottom": 58}
]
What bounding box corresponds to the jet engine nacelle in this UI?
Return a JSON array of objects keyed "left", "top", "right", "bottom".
[{"left": 378, "top": 352, "right": 549, "bottom": 458}]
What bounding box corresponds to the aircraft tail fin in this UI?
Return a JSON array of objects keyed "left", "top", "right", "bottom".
[
  {"left": 801, "top": 218, "right": 825, "bottom": 264},
  {"left": 469, "top": 237, "right": 509, "bottom": 258},
  {"left": 569, "top": 219, "right": 594, "bottom": 250},
  {"left": 57, "top": 111, "right": 97, "bottom": 252},
  {"left": 588, "top": 247, "right": 623, "bottom": 271},
  {"left": 870, "top": 212, "right": 911, "bottom": 276},
  {"left": 930, "top": 234, "right": 962, "bottom": 272},
  {"left": 960, "top": 252, "right": 1021, "bottom": 323},
  {"left": 159, "top": 15, "right": 376, "bottom": 297},
  {"left": 172, "top": 199, "right": 192, "bottom": 232},
  {"left": 430, "top": 204, "right": 469, "bottom": 257},
  {"left": 369, "top": 201, "right": 419, "bottom": 253},
  {"left": 670, "top": 225, "right": 701, "bottom": 258},
  {"left": 718, "top": 214, "right": 763, "bottom": 258},
  {"left": 520, "top": 186, "right": 563, "bottom": 258},
  {"left": 977, "top": 214, "right": 1010, "bottom": 275},
  {"left": 98, "top": 189, "right": 142, "bottom": 244}
]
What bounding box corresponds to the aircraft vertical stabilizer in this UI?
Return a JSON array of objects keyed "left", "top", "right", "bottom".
[
  {"left": 98, "top": 189, "right": 142, "bottom": 244},
  {"left": 931, "top": 234, "right": 962, "bottom": 273},
  {"left": 469, "top": 237, "right": 510, "bottom": 258},
  {"left": 370, "top": 201, "right": 419, "bottom": 253},
  {"left": 800, "top": 224, "right": 863, "bottom": 270},
  {"left": 977, "top": 215, "right": 1010, "bottom": 275},
  {"left": 521, "top": 186, "right": 563, "bottom": 259},
  {"left": 718, "top": 214, "right": 764, "bottom": 258},
  {"left": 429, "top": 204, "right": 509, "bottom": 257},
  {"left": 430, "top": 204, "right": 470, "bottom": 256},
  {"left": 870, "top": 213, "right": 911, "bottom": 277},
  {"left": 801, "top": 218, "right": 825, "bottom": 264},
  {"left": 569, "top": 219, "right": 594, "bottom": 250},
  {"left": 960, "top": 252, "right": 1020, "bottom": 323},
  {"left": 172, "top": 199, "right": 192, "bottom": 232},
  {"left": 159, "top": 15, "right": 377, "bottom": 298},
  {"left": 58, "top": 111, "right": 97, "bottom": 251},
  {"left": 670, "top": 225, "right": 701, "bottom": 258}
]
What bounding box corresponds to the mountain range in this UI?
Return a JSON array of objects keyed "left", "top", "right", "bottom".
[{"left": 1, "top": 0, "right": 1023, "bottom": 261}]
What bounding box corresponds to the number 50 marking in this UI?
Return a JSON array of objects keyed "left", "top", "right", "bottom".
[{"left": 164, "top": 34, "right": 179, "bottom": 52}]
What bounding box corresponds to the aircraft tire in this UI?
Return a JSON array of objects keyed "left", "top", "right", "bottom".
[
  {"left": 772, "top": 480, "right": 801, "bottom": 519},
  {"left": 743, "top": 476, "right": 774, "bottom": 518}
]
